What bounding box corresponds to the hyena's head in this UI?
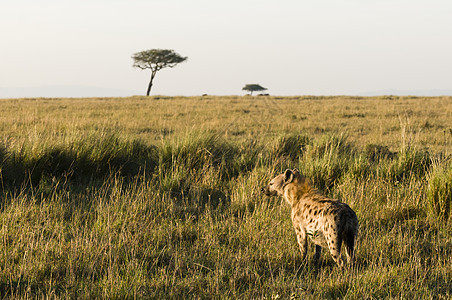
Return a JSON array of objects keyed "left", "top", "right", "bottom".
[{"left": 261, "top": 169, "right": 302, "bottom": 198}]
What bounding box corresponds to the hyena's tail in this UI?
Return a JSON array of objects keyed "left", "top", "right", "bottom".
[{"left": 342, "top": 210, "right": 359, "bottom": 265}]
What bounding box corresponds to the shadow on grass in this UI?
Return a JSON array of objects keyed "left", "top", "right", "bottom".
[
  {"left": 0, "top": 134, "right": 158, "bottom": 192},
  {"left": 0, "top": 281, "right": 66, "bottom": 299}
]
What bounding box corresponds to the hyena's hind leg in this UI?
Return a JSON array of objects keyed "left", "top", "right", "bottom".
[
  {"left": 313, "top": 245, "right": 322, "bottom": 263},
  {"left": 326, "top": 232, "right": 344, "bottom": 268}
]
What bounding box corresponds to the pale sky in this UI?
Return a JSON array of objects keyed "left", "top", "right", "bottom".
[{"left": 1, "top": 0, "right": 452, "bottom": 96}]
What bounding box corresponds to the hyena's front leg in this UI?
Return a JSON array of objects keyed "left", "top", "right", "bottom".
[{"left": 293, "top": 224, "right": 308, "bottom": 261}]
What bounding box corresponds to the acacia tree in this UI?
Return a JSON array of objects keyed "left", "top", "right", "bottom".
[
  {"left": 242, "top": 84, "right": 267, "bottom": 96},
  {"left": 132, "top": 49, "right": 187, "bottom": 96}
]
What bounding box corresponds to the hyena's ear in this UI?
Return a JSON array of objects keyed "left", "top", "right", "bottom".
[
  {"left": 292, "top": 169, "right": 302, "bottom": 181},
  {"left": 284, "top": 169, "right": 294, "bottom": 184}
]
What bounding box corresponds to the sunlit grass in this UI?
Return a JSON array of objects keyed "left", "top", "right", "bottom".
[{"left": 1, "top": 96, "right": 451, "bottom": 298}]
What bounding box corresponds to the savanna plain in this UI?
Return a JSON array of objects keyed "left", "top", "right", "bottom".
[{"left": 0, "top": 95, "right": 451, "bottom": 299}]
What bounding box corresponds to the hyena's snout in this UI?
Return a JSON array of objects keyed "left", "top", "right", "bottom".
[{"left": 261, "top": 186, "right": 277, "bottom": 196}]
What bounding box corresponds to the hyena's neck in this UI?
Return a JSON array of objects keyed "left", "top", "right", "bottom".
[{"left": 284, "top": 181, "right": 316, "bottom": 205}]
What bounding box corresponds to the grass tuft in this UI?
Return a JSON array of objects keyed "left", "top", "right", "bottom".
[
  {"left": 427, "top": 161, "right": 452, "bottom": 223},
  {"left": 301, "top": 134, "right": 354, "bottom": 192}
]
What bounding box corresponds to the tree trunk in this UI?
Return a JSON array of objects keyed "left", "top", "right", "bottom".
[
  {"left": 146, "top": 71, "right": 157, "bottom": 96},
  {"left": 146, "top": 81, "right": 152, "bottom": 96}
]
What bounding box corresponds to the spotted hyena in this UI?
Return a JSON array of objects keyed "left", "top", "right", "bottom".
[{"left": 262, "top": 169, "right": 358, "bottom": 267}]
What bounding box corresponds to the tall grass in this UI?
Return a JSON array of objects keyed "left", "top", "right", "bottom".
[
  {"left": 0, "top": 133, "right": 157, "bottom": 191},
  {"left": 427, "top": 161, "right": 452, "bottom": 223},
  {"left": 1, "top": 96, "right": 452, "bottom": 298}
]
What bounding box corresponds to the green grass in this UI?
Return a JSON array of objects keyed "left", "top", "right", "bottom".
[
  {"left": 427, "top": 160, "right": 452, "bottom": 223},
  {"left": 1, "top": 96, "right": 452, "bottom": 299}
]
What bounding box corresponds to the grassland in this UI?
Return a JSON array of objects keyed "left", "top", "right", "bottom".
[{"left": 0, "top": 95, "right": 451, "bottom": 299}]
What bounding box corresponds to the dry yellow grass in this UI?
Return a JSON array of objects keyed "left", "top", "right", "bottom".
[
  {"left": 0, "top": 96, "right": 451, "bottom": 298},
  {"left": 2, "top": 96, "right": 451, "bottom": 152}
]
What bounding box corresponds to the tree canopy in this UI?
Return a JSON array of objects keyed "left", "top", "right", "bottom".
[
  {"left": 242, "top": 84, "right": 267, "bottom": 95},
  {"left": 132, "top": 49, "right": 187, "bottom": 96}
]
